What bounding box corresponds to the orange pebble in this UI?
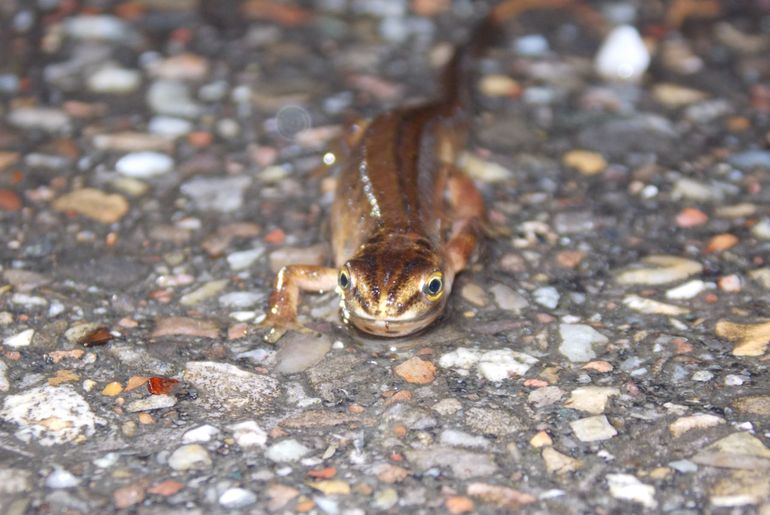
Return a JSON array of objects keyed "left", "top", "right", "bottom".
[
  {"left": 706, "top": 233, "right": 738, "bottom": 253},
  {"left": 676, "top": 207, "right": 708, "bottom": 228}
]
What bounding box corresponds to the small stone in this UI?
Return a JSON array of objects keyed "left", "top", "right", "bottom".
[
  {"left": 606, "top": 474, "right": 657, "bottom": 509},
  {"left": 467, "top": 482, "right": 536, "bottom": 511},
  {"left": 0, "top": 361, "right": 8, "bottom": 392},
  {"left": 405, "top": 446, "right": 497, "bottom": 479},
  {"left": 490, "top": 283, "right": 528, "bottom": 312},
  {"left": 228, "top": 420, "right": 267, "bottom": 448},
  {"left": 710, "top": 469, "right": 770, "bottom": 507},
  {"left": 692, "top": 370, "right": 714, "bottom": 382},
  {"left": 151, "top": 317, "right": 218, "bottom": 339},
  {"left": 181, "top": 175, "right": 251, "bottom": 213},
  {"left": 182, "top": 424, "right": 220, "bottom": 444},
  {"left": 266, "top": 439, "right": 311, "bottom": 462},
  {"left": 445, "top": 495, "right": 475, "bottom": 514},
  {"left": 0, "top": 385, "right": 98, "bottom": 445},
  {"left": 168, "top": 444, "right": 212, "bottom": 471},
  {"left": 559, "top": 324, "right": 609, "bottom": 362},
  {"left": 8, "top": 107, "right": 71, "bottom": 133},
  {"left": 595, "top": 25, "right": 650, "bottom": 82},
  {"left": 734, "top": 396, "right": 770, "bottom": 416},
  {"left": 530, "top": 431, "right": 553, "bottom": 448},
  {"left": 101, "top": 382, "right": 123, "bottom": 397},
  {"left": 562, "top": 149, "right": 607, "bottom": 175},
  {"left": 542, "top": 448, "right": 581, "bottom": 475},
  {"left": 372, "top": 463, "right": 409, "bottom": 483},
  {"left": 616, "top": 255, "right": 703, "bottom": 285},
  {"left": 460, "top": 282, "right": 489, "bottom": 307},
  {"left": 394, "top": 357, "right": 437, "bottom": 385},
  {"left": 274, "top": 334, "right": 332, "bottom": 374},
  {"left": 528, "top": 386, "right": 565, "bottom": 408},
  {"left": 219, "top": 488, "right": 257, "bottom": 509},
  {"left": 53, "top": 188, "right": 129, "bottom": 224},
  {"left": 729, "top": 150, "right": 770, "bottom": 170},
  {"left": 184, "top": 361, "right": 279, "bottom": 415},
  {"left": 115, "top": 151, "right": 173, "bottom": 179},
  {"left": 666, "top": 280, "right": 708, "bottom": 299},
  {"left": 45, "top": 468, "right": 80, "bottom": 489},
  {"left": 179, "top": 279, "right": 230, "bottom": 306},
  {"left": 653, "top": 83, "right": 708, "bottom": 107},
  {"left": 715, "top": 320, "right": 770, "bottom": 357},
  {"left": 479, "top": 74, "right": 519, "bottom": 97},
  {"left": 692, "top": 432, "right": 770, "bottom": 469},
  {"left": 147, "top": 53, "right": 210, "bottom": 81},
  {"left": 570, "top": 415, "right": 617, "bottom": 442},
  {"left": 533, "top": 286, "right": 560, "bottom": 309},
  {"left": 217, "top": 291, "right": 265, "bottom": 309},
  {"left": 478, "top": 349, "right": 537, "bottom": 381},
  {"left": 113, "top": 482, "right": 146, "bottom": 510},
  {"left": 308, "top": 480, "right": 351, "bottom": 496},
  {"left": 669, "top": 414, "right": 725, "bottom": 438},
  {"left": 148, "top": 116, "right": 193, "bottom": 137},
  {"left": 669, "top": 459, "right": 698, "bottom": 473},
  {"left": 623, "top": 295, "right": 689, "bottom": 316},
  {"left": 582, "top": 360, "right": 614, "bottom": 373},
  {"left": 706, "top": 233, "right": 739, "bottom": 253},
  {"left": 265, "top": 484, "right": 299, "bottom": 511},
  {"left": 125, "top": 395, "right": 176, "bottom": 413},
  {"left": 433, "top": 398, "right": 462, "bottom": 416},
  {"left": 87, "top": 67, "right": 141, "bottom": 94},
  {"left": 226, "top": 248, "right": 263, "bottom": 270},
  {"left": 465, "top": 407, "right": 520, "bottom": 437},
  {"left": 565, "top": 386, "right": 620, "bottom": 414},
  {"left": 64, "top": 14, "right": 129, "bottom": 41},
  {"left": 4, "top": 328, "right": 34, "bottom": 348},
  {"left": 752, "top": 219, "right": 770, "bottom": 240},
  {"left": 440, "top": 429, "right": 490, "bottom": 449},
  {"left": 147, "top": 480, "right": 184, "bottom": 496},
  {"left": 147, "top": 80, "right": 202, "bottom": 118},
  {"left": 676, "top": 207, "right": 709, "bottom": 228},
  {"left": 269, "top": 244, "right": 327, "bottom": 273}
]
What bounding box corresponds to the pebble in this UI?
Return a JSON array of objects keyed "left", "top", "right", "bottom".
[
  {"left": 0, "top": 385, "right": 98, "bottom": 445},
  {"left": 87, "top": 67, "right": 141, "bottom": 94},
  {"left": 151, "top": 317, "right": 218, "bottom": 339},
  {"left": 168, "top": 444, "right": 212, "bottom": 471},
  {"left": 715, "top": 320, "right": 770, "bottom": 357},
  {"left": 148, "top": 116, "right": 193, "bottom": 137},
  {"left": 432, "top": 398, "right": 462, "bottom": 416},
  {"left": 570, "top": 415, "right": 617, "bottom": 442},
  {"left": 266, "top": 439, "right": 311, "bottom": 462},
  {"left": 92, "top": 132, "right": 173, "bottom": 152},
  {"left": 729, "top": 150, "right": 770, "bottom": 170},
  {"left": 692, "top": 432, "right": 770, "bottom": 469},
  {"left": 528, "top": 386, "right": 564, "bottom": 408},
  {"left": 606, "top": 474, "right": 657, "bottom": 509},
  {"left": 558, "top": 324, "right": 609, "bottom": 363},
  {"left": 542, "top": 448, "right": 581, "bottom": 475},
  {"left": 692, "top": 370, "right": 714, "bottom": 382},
  {"left": 623, "top": 295, "right": 689, "bottom": 316},
  {"left": 460, "top": 282, "right": 489, "bottom": 307},
  {"left": 45, "top": 468, "right": 80, "bottom": 489},
  {"left": 466, "top": 483, "right": 536, "bottom": 511},
  {"left": 147, "top": 53, "right": 210, "bottom": 81},
  {"left": 530, "top": 431, "right": 553, "bottom": 448},
  {"left": 616, "top": 255, "right": 703, "bottom": 285},
  {"left": 489, "top": 283, "right": 528, "bottom": 312},
  {"left": 465, "top": 407, "right": 520, "bottom": 437},
  {"left": 562, "top": 150, "right": 607, "bottom": 176},
  {"left": 514, "top": 34, "right": 549, "bottom": 56},
  {"left": 181, "top": 176, "right": 251, "bottom": 213},
  {"left": 0, "top": 362, "right": 8, "bottom": 392},
  {"left": 405, "top": 446, "right": 497, "bottom": 479},
  {"left": 53, "top": 188, "right": 129, "bottom": 224},
  {"left": 219, "top": 488, "right": 257, "bottom": 509},
  {"left": 439, "top": 429, "right": 490, "bottom": 449},
  {"left": 11, "top": 294, "right": 47, "bottom": 308},
  {"left": 3, "top": 328, "right": 35, "bottom": 348},
  {"left": 183, "top": 361, "right": 279, "bottom": 415},
  {"left": 113, "top": 482, "right": 146, "bottom": 510},
  {"left": 533, "top": 286, "right": 560, "bottom": 309},
  {"left": 147, "top": 80, "right": 202, "bottom": 118},
  {"left": 458, "top": 153, "right": 513, "bottom": 183},
  {"left": 115, "top": 151, "right": 174, "bottom": 178},
  {"left": 752, "top": 219, "right": 770, "bottom": 240},
  {"left": 668, "top": 459, "right": 698, "bottom": 474},
  {"left": 665, "top": 279, "right": 709, "bottom": 299},
  {"left": 228, "top": 420, "right": 267, "bottom": 448},
  {"left": 395, "top": 357, "right": 437, "bottom": 385},
  {"left": 64, "top": 15, "right": 129, "bottom": 42},
  {"left": 8, "top": 107, "right": 71, "bottom": 133},
  {"left": 182, "top": 424, "right": 220, "bottom": 444},
  {"left": 565, "top": 386, "right": 620, "bottom": 414},
  {"left": 179, "top": 280, "right": 229, "bottom": 306},
  {"left": 652, "top": 83, "right": 707, "bottom": 107},
  {"left": 594, "top": 25, "right": 650, "bottom": 82},
  {"left": 675, "top": 207, "right": 708, "bottom": 227},
  {"left": 438, "top": 347, "right": 537, "bottom": 380},
  {"left": 225, "top": 248, "right": 263, "bottom": 271},
  {"left": 269, "top": 244, "right": 327, "bottom": 273},
  {"left": 478, "top": 75, "right": 519, "bottom": 97},
  {"left": 125, "top": 395, "right": 177, "bottom": 413},
  {"left": 669, "top": 414, "right": 724, "bottom": 438}
]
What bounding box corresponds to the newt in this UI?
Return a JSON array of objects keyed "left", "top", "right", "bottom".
[{"left": 259, "top": 0, "right": 573, "bottom": 342}]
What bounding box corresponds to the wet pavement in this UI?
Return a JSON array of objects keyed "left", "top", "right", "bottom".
[{"left": 1, "top": 0, "right": 770, "bottom": 513}]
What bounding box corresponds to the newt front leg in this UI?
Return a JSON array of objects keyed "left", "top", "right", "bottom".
[{"left": 258, "top": 265, "right": 338, "bottom": 343}]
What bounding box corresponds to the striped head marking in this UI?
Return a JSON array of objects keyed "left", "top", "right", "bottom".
[{"left": 336, "top": 238, "right": 450, "bottom": 337}]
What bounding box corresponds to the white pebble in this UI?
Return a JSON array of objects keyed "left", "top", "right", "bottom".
[
  {"left": 265, "top": 439, "right": 311, "bottom": 462},
  {"left": 595, "top": 25, "right": 650, "bottom": 82},
  {"left": 477, "top": 349, "right": 538, "bottom": 382},
  {"left": 125, "top": 395, "right": 177, "bottom": 413},
  {"left": 665, "top": 280, "right": 708, "bottom": 300},
  {"left": 3, "top": 328, "right": 35, "bottom": 348},
  {"left": 533, "top": 286, "right": 560, "bottom": 309},
  {"left": 571, "top": 415, "right": 618, "bottom": 442},
  {"left": 116, "top": 151, "right": 173, "bottom": 178},
  {"left": 218, "top": 291, "right": 264, "bottom": 308},
  {"left": 606, "top": 474, "right": 657, "bottom": 509},
  {"left": 559, "top": 324, "right": 608, "bottom": 362},
  {"left": 148, "top": 116, "right": 193, "bottom": 137},
  {"left": 219, "top": 487, "right": 257, "bottom": 508},
  {"left": 0, "top": 361, "right": 8, "bottom": 392},
  {"left": 87, "top": 67, "right": 141, "bottom": 94},
  {"left": 182, "top": 424, "right": 220, "bottom": 444},
  {"left": 228, "top": 420, "right": 267, "bottom": 448},
  {"left": 226, "top": 248, "right": 263, "bottom": 271},
  {"left": 691, "top": 370, "right": 713, "bottom": 382},
  {"left": 168, "top": 444, "right": 212, "bottom": 471},
  {"left": 724, "top": 374, "right": 745, "bottom": 386},
  {"left": 45, "top": 468, "right": 80, "bottom": 489}
]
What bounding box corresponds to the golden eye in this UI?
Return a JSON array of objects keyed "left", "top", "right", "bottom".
[
  {"left": 338, "top": 269, "right": 351, "bottom": 289},
  {"left": 423, "top": 271, "right": 444, "bottom": 301}
]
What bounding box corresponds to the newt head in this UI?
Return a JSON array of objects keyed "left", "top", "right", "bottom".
[{"left": 336, "top": 236, "right": 451, "bottom": 337}]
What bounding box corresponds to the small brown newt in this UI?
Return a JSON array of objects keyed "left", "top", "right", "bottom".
[{"left": 260, "top": 0, "right": 572, "bottom": 342}]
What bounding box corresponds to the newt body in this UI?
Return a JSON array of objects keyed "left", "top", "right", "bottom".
[{"left": 260, "top": 0, "right": 570, "bottom": 341}]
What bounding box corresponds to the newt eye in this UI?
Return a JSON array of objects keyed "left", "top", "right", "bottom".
[
  {"left": 338, "top": 269, "right": 351, "bottom": 289},
  {"left": 424, "top": 271, "right": 444, "bottom": 301}
]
